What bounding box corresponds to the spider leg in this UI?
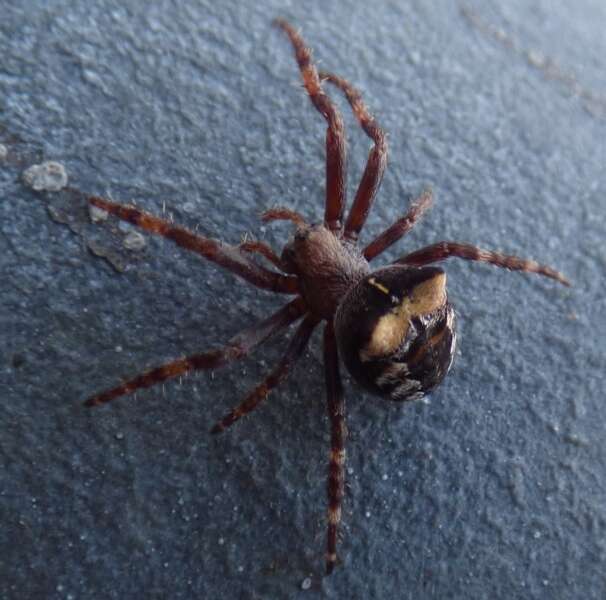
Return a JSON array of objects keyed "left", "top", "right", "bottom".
[
  {"left": 239, "top": 240, "right": 286, "bottom": 272},
  {"left": 84, "top": 298, "right": 306, "bottom": 407},
  {"left": 319, "top": 71, "right": 388, "bottom": 242},
  {"left": 396, "top": 241, "right": 571, "bottom": 286},
  {"left": 363, "top": 189, "right": 433, "bottom": 260},
  {"left": 89, "top": 196, "right": 298, "bottom": 294},
  {"left": 261, "top": 207, "right": 307, "bottom": 228},
  {"left": 210, "top": 314, "right": 318, "bottom": 433},
  {"left": 274, "top": 19, "right": 347, "bottom": 233},
  {"left": 323, "top": 320, "right": 346, "bottom": 575}
]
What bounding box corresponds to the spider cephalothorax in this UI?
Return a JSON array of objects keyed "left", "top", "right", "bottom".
[
  {"left": 281, "top": 222, "right": 369, "bottom": 318},
  {"left": 84, "top": 19, "right": 569, "bottom": 575}
]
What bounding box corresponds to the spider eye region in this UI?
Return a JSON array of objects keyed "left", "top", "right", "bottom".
[{"left": 335, "top": 265, "right": 457, "bottom": 401}]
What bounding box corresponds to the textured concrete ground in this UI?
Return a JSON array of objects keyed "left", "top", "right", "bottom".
[{"left": 1, "top": 1, "right": 605, "bottom": 598}]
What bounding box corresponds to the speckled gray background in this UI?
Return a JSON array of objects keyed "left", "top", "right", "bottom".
[{"left": 1, "top": 1, "right": 605, "bottom": 599}]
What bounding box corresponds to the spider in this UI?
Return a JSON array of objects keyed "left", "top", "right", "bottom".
[{"left": 84, "top": 19, "right": 570, "bottom": 575}]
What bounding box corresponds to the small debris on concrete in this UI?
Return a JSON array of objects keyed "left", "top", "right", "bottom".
[
  {"left": 22, "top": 161, "right": 68, "bottom": 191},
  {"left": 301, "top": 577, "right": 312, "bottom": 590},
  {"left": 123, "top": 230, "right": 146, "bottom": 251},
  {"left": 89, "top": 203, "right": 109, "bottom": 223}
]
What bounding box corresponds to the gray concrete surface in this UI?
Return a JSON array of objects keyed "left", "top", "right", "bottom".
[{"left": 1, "top": 1, "right": 605, "bottom": 598}]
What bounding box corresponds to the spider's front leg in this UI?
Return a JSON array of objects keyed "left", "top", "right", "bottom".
[
  {"left": 274, "top": 19, "right": 347, "bottom": 233},
  {"left": 238, "top": 240, "right": 286, "bottom": 272},
  {"left": 397, "top": 241, "right": 571, "bottom": 286},
  {"left": 323, "top": 320, "right": 346, "bottom": 575},
  {"left": 363, "top": 189, "right": 433, "bottom": 261},
  {"left": 89, "top": 196, "right": 298, "bottom": 294},
  {"left": 319, "top": 72, "right": 388, "bottom": 242}
]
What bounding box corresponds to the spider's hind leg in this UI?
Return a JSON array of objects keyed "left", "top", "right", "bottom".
[
  {"left": 85, "top": 298, "right": 306, "bottom": 407},
  {"left": 323, "top": 320, "right": 346, "bottom": 575}
]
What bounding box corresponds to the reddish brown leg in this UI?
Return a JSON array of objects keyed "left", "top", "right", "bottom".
[
  {"left": 261, "top": 207, "right": 307, "bottom": 228},
  {"left": 239, "top": 240, "right": 286, "bottom": 272},
  {"left": 85, "top": 298, "right": 306, "bottom": 407},
  {"left": 323, "top": 320, "right": 346, "bottom": 575},
  {"left": 89, "top": 196, "right": 298, "bottom": 294},
  {"left": 319, "top": 71, "right": 388, "bottom": 242},
  {"left": 397, "top": 241, "right": 571, "bottom": 286},
  {"left": 210, "top": 314, "right": 318, "bottom": 433},
  {"left": 274, "top": 19, "right": 347, "bottom": 232},
  {"left": 363, "top": 189, "right": 433, "bottom": 261}
]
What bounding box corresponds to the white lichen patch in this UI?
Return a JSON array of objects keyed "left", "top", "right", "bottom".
[
  {"left": 123, "top": 230, "right": 146, "bottom": 251},
  {"left": 22, "top": 161, "right": 68, "bottom": 191},
  {"left": 0, "top": 144, "right": 8, "bottom": 160}
]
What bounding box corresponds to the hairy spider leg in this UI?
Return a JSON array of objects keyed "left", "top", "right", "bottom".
[
  {"left": 261, "top": 207, "right": 307, "bottom": 228},
  {"left": 238, "top": 208, "right": 309, "bottom": 269},
  {"left": 319, "top": 72, "right": 388, "bottom": 242},
  {"left": 274, "top": 19, "right": 347, "bottom": 233},
  {"left": 363, "top": 189, "right": 433, "bottom": 260},
  {"left": 397, "top": 241, "right": 571, "bottom": 286},
  {"left": 84, "top": 298, "right": 306, "bottom": 407},
  {"left": 211, "top": 315, "right": 319, "bottom": 433},
  {"left": 89, "top": 196, "right": 298, "bottom": 294},
  {"left": 323, "top": 320, "right": 346, "bottom": 575},
  {"left": 238, "top": 240, "right": 286, "bottom": 272}
]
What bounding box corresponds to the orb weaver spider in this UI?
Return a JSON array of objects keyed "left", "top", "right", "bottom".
[{"left": 84, "top": 18, "right": 569, "bottom": 574}]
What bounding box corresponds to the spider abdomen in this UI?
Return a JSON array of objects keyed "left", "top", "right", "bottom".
[{"left": 335, "top": 265, "right": 457, "bottom": 400}]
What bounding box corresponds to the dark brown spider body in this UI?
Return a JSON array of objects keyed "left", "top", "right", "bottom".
[
  {"left": 283, "top": 224, "right": 457, "bottom": 398},
  {"left": 281, "top": 223, "right": 369, "bottom": 319},
  {"left": 83, "top": 18, "right": 570, "bottom": 576},
  {"left": 336, "top": 266, "right": 456, "bottom": 400}
]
